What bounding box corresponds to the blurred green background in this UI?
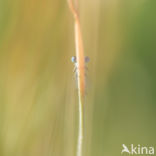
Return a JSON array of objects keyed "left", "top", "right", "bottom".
[{"left": 0, "top": 0, "right": 156, "bottom": 156}]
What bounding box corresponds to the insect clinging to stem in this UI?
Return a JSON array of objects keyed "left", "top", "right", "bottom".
[{"left": 71, "top": 56, "right": 90, "bottom": 91}]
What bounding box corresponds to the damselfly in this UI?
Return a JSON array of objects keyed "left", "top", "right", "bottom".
[{"left": 71, "top": 56, "right": 90, "bottom": 91}]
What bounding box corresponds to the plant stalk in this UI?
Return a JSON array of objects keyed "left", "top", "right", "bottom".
[{"left": 68, "top": 1, "right": 85, "bottom": 156}]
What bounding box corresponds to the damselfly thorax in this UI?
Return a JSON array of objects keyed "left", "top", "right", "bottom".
[{"left": 71, "top": 56, "right": 90, "bottom": 92}]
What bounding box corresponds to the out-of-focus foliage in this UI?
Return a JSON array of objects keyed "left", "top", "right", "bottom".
[{"left": 0, "top": 0, "right": 155, "bottom": 156}]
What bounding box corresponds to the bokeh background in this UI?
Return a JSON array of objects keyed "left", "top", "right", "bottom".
[{"left": 0, "top": 0, "right": 156, "bottom": 156}]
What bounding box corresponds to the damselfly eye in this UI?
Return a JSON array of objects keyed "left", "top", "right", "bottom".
[
  {"left": 71, "top": 56, "right": 77, "bottom": 63},
  {"left": 85, "top": 56, "right": 90, "bottom": 63}
]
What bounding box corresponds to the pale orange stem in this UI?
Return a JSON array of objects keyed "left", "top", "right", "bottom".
[{"left": 67, "top": 0, "right": 85, "bottom": 156}]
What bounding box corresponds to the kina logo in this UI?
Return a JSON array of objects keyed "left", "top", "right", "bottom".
[{"left": 121, "top": 144, "right": 154, "bottom": 155}]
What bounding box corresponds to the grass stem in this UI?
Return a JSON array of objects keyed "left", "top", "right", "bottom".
[{"left": 67, "top": 0, "right": 85, "bottom": 156}]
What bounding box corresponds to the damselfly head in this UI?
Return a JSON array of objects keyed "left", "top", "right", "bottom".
[{"left": 71, "top": 56, "right": 90, "bottom": 63}]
